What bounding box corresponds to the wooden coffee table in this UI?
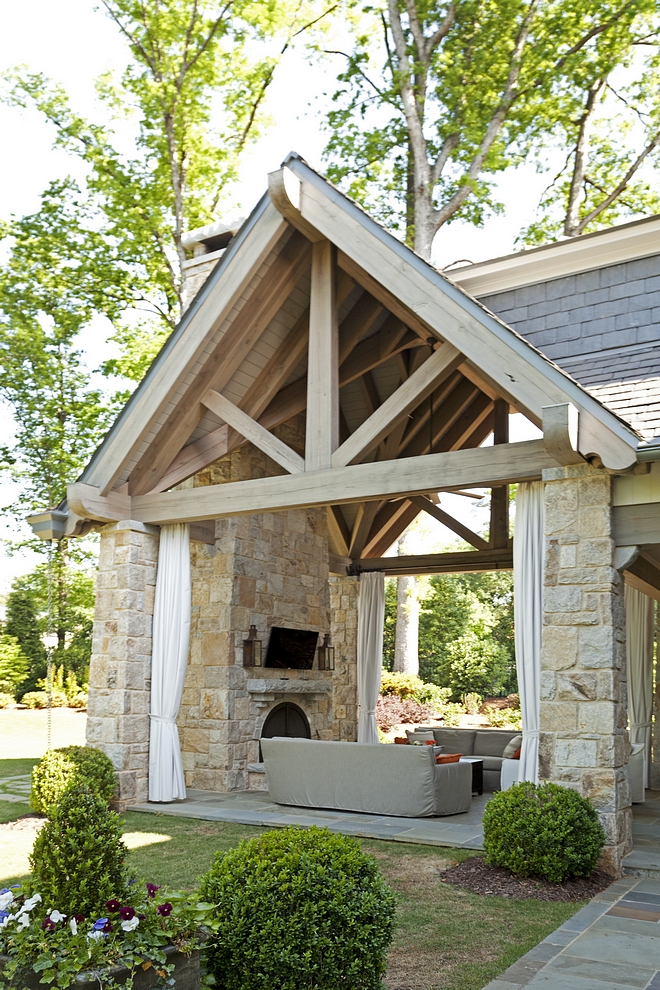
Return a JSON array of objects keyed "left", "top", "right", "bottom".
[{"left": 459, "top": 757, "right": 484, "bottom": 796}]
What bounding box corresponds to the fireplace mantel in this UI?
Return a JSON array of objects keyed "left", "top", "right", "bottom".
[{"left": 247, "top": 677, "right": 332, "bottom": 706}]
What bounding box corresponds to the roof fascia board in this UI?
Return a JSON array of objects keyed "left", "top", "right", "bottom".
[
  {"left": 280, "top": 157, "right": 638, "bottom": 470},
  {"left": 82, "top": 195, "right": 287, "bottom": 494},
  {"left": 448, "top": 214, "right": 660, "bottom": 296}
]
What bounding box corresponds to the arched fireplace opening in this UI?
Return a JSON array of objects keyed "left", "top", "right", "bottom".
[{"left": 260, "top": 702, "right": 311, "bottom": 759}]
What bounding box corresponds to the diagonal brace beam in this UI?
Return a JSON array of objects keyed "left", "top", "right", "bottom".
[{"left": 202, "top": 389, "right": 304, "bottom": 475}]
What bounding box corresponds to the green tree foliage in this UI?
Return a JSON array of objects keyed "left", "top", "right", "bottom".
[
  {"left": 0, "top": 635, "right": 30, "bottom": 697},
  {"left": 383, "top": 570, "right": 515, "bottom": 697},
  {"left": 7, "top": 565, "right": 95, "bottom": 686},
  {"left": 324, "top": 0, "right": 658, "bottom": 260},
  {"left": 4, "top": 0, "right": 332, "bottom": 380},
  {"left": 3, "top": 585, "right": 47, "bottom": 695},
  {"left": 520, "top": 40, "right": 660, "bottom": 244}
]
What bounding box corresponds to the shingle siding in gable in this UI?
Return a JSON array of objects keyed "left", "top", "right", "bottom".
[{"left": 478, "top": 253, "right": 660, "bottom": 441}]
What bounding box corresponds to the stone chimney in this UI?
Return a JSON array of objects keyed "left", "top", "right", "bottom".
[{"left": 181, "top": 217, "right": 245, "bottom": 312}]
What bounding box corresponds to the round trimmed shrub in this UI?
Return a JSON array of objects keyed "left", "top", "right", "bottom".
[
  {"left": 199, "top": 825, "right": 397, "bottom": 990},
  {"left": 483, "top": 781, "right": 606, "bottom": 883},
  {"left": 30, "top": 745, "right": 117, "bottom": 815},
  {"left": 29, "top": 784, "right": 131, "bottom": 917}
]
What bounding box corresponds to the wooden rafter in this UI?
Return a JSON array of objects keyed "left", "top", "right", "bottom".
[
  {"left": 490, "top": 398, "right": 510, "bottom": 549},
  {"left": 332, "top": 343, "right": 463, "bottom": 468},
  {"left": 327, "top": 505, "right": 351, "bottom": 556},
  {"left": 362, "top": 500, "right": 421, "bottom": 558},
  {"left": 127, "top": 232, "right": 310, "bottom": 496},
  {"left": 409, "top": 495, "right": 489, "bottom": 551},
  {"left": 201, "top": 389, "right": 304, "bottom": 475},
  {"left": 349, "top": 501, "right": 383, "bottom": 557}
]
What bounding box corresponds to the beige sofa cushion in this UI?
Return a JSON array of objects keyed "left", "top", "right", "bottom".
[
  {"left": 432, "top": 728, "right": 476, "bottom": 754},
  {"left": 407, "top": 729, "right": 435, "bottom": 744},
  {"left": 262, "top": 737, "right": 472, "bottom": 817},
  {"left": 474, "top": 729, "right": 519, "bottom": 757},
  {"left": 481, "top": 756, "right": 504, "bottom": 771}
]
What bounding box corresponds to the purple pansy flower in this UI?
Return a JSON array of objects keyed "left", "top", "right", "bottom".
[
  {"left": 102, "top": 921, "right": 113, "bottom": 933},
  {"left": 119, "top": 906, "right": 135, "bottom": 921},
  {"left": 146, "top": 884, "right": 160, "bottom": 898},
  {"left": 105, "top": 899, "right": 121, "bottom": 912},
  {"left": 157, "top": 903, "right": 173, "bottom": 917},
  {"left": 41, "top": 918, "right": 56, "bottom": 931},
  {"left": 92, "top": 917, "right": 109, "bottom": 932}
]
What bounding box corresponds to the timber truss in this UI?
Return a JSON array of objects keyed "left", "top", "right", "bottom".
[{"left": 61, "top": 155, "right": 640, "bottom": 576}]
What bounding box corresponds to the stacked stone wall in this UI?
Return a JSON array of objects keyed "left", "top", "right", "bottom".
[
  {"left": 329, "top": 575, "right": 359, "bottom": 742},
  {"left": 540, "top": 464, "right": 631, "bottom": 874}
]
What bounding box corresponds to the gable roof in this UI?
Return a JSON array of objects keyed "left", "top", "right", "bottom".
[{"left": 67, "top": 154, "right": 641, "bottom": 542}]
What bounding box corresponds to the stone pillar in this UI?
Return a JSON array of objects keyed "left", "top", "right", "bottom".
[
  {"left": 329, "top": 575, "right": 359, "bottom": 741},
  {"left": 539, "top": 464, "right": 631, "bottom": 876},
  {"left": 86, "top": 520, "right": 159, "bottom": 809}
]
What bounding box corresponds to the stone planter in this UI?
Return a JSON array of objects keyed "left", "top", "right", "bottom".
[{"left": 0, "top": 945, "right": 200, "bottom": 988}]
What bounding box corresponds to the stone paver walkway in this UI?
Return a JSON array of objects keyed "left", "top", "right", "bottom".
[
  {"left": 0, "top": 773, "right": 31, "bottom": 804},
  {"left": 128, "top": 787, "right": 488, "bottom": 847},
  {"left": 623, "top": 791, "right": 660, "bottom": 877},
  {"left": 482, "top": 875, "right": 660, "bottom": 989}
]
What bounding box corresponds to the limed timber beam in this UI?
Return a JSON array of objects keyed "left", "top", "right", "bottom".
[
  {"left": 306, "top": 239, "right": 338, "bottom": 470},
  {"left": 613, "top": 502, "right": 660, "bottom": 546},
  {"left": 350, "top": 548, "right": 513, "bottom": 576},
  {"left": 131, "top": 439, "right": 558, "bottom": 524},
  {"left": 68, "top": 440, "right": 558, "bottom": 526}
]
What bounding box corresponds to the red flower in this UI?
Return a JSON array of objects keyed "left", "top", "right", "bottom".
[
  {"left": 120, "top": 906, "right": 135, "bottom": 921},
  {"left": 105, "top": 900, "right": 121, "bottom": 912},
  {"left": 157, "top": 903, "right": 173, "bottom": 917},
  {"left": 102, "top": 921, "right": 113, "bottom": 933}
]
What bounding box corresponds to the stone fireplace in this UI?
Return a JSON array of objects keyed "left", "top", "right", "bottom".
[{"left": 175, "top": 435, "right": 359, "bottom": 793}]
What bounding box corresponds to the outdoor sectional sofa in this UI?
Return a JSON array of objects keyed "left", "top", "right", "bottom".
[
  {"left": 261, "top": 737, "right": 473, "bottom": 817},
  {"left": 409, "top": 727, "right": 521, "bottom": 791}
]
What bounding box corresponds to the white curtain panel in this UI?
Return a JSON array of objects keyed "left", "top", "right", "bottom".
[
  {"left": 625, "top": 584, "right": 654, "bottom": 789},
  {"left": 148, "top": 523, "right": 192, "bottom": 802},
  {"left": 357, "top": 570, "right": 385, "bottom": 744},
  {"left": 513, "top": 481, "right": 545, "bottom": 784}
]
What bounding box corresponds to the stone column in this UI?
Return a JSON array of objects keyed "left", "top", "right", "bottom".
[
  {"left": 86, "top": 520, "right": 159, "bottom": 809},
  {"left": 329, "top": 575, "right": 359, "bottom": 741},
  {"left": 539, "top": 464, "right": 631, "bottom": 876}
]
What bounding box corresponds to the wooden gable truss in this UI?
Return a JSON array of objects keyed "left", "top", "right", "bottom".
[{"left": 65, "top": 157, "right": 640, "bottom": 576}]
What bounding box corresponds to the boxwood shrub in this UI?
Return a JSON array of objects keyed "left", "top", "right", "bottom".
[
  {"left": 199, "top": 825, "right": 397, "bottom": 990},
  {"left": 483, "top": 781, "right": 606, "bottom": 883},
  {"left": 30, "top": 745, "right": 117, "bottom": 815},
  {"left": 29, "top": 783, "right": 131, "bottom": 917}
]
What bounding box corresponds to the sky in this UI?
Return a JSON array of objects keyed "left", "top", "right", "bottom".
[{"left": 0, "top": 0, "right": 550, "bottom": 594}]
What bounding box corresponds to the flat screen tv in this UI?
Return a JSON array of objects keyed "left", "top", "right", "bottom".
[{"left": 265, "top": 627, "right": 319, "bottom": 670}]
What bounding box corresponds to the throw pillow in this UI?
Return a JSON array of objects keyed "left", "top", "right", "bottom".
[
  {"left": 406, "top": 729, "right": 435, "bottom": 744},
  {"left": 394, "top": 737, "right": 408, "bottom": 744},
  {"left": 502, "top": 734, "right": 523, "bottom": 759},
  {"left": 511, "top": 747, "right": 521, "bottom": 760},
  {"left": 436, "top": 753, "right": 461, "bottom": 764}
]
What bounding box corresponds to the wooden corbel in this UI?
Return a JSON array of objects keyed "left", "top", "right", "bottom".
[
  {"left": 542, "top": 403, "right": 584, "bottom": 465},
  {"left": 268, "top": 167, "right": 324, "bottom": 242}
]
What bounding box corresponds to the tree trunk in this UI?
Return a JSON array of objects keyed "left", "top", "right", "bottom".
[{"left": 393, "top": 536, "right": 420, "bottom": 675}]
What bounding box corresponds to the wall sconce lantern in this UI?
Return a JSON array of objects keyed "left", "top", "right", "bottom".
[
  {"left": 243, "top": 625, "right": 263, "bottom": 667},
  {"left": 318, "top": 634, "right": 335, "bottom": 671}
]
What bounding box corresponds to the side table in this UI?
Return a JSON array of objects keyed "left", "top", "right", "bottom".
[{"left": 459, "top": 757, "right": 483, "bottom": 796}]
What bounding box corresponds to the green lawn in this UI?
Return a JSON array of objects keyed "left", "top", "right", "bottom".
[{"left": 0, "top": 759, "right": 582, "bottom": 990}]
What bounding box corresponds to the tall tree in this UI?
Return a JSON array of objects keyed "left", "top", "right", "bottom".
[
  {"left": 4, "top": 0, "right": 331, "bottom": 380},
  {"left": 520, "top": 44, "right": 660, "bottom": 244},
  {"left": 324, "top": 0, "right": 657, "bottom": 261}
]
